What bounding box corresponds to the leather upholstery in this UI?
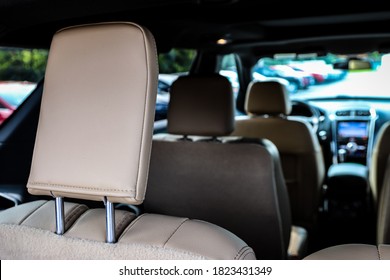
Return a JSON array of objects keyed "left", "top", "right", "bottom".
[
  {"left": 369, "top": 121, "right": 390, "bottom": 210},
  {"left": 65, "top": 208, "right": 137, "bottom": 241},
  {"left": 304, "top": 244, "right": 390, "bottom": 260},
  {"left": 0, "top": 200, "right": 88, "bottom": 232},
  {"left": 0, "top": 22, "right": 256, "bottom": 260},
  {"left": 27, "top": 22, "right": 158, "bottom": 204},
  {"left": 368, "top": 121, "right": 390, "bottom": 243},
  {"left": 167, "top": 75, "right": 235, "bottom": 136},
  {"left": 0, "top": 201, "right": 255, "bottom": 260},
  {"left": 377, "top": 156, "right": 390, "bottom": 244},
  {"left": 232, "top": 81, "right": 325, "bottom": 230},
  {"left": 145, "top": 75, "right": 300, "bottom": 259},
  {"left": 118, "top": 213, "right": 255, "bottom": 260},
  {"left": 245, "top": 81, "right": 291, "bottom": 116},
  {"left": 146, "top": 138, "right": 291, "bottom": 259}
]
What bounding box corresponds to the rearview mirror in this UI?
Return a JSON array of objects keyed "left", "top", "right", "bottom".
[
  {"left": 348, "top": 59, "right": 372, "bottom": 70},
  {"left": 333, "top": 58, "right": 372, "bottom": 70}
]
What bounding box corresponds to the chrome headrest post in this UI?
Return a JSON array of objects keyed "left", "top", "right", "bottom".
[
  {"left": 55, "top": 197, "right": 65, "bottom": 235},
  {"left": 104, "top": 197, "right": 116, "bottom": 243}
]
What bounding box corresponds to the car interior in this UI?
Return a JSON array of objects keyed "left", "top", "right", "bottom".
[
  {"left": 1, "top": 0, "right": 390, "bottom": 260},
  {"left": 232, "top": 80, "right": 325, "bottom": 234}
]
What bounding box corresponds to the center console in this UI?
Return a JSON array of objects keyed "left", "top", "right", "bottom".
[
  {"left": 319, "top": 162, "right": 375, "bottom": 245},
  {"left": 319, "top": 107, "right": 378, "bottom": 245},
  {"left": 332, "top": 108, "right": 376, "bottom": 165}
]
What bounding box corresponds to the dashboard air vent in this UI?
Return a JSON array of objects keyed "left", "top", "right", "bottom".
[
  {"left": 336, "top": 110, "right": 351, "bottom": 116},
  {"left": 355, "top": 110, "right": 371, "bottom": 116}
]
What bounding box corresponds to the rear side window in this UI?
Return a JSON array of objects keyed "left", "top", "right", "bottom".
[
  {"left": 218, "top": 54, "right": 240, "bottom": 99},
  {"left": 0, "top": 47, "right": 48, "bottom": 126},
  {"left": 156, "top": 48, "right": 196, "bottom": 121}
]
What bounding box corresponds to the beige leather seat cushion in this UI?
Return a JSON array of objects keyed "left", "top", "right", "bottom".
[
  {"left": 304, "top": 244, "right": 390, "bottom": 260},
  {"left": 0, "top": 200, "right": 255, "bottom": 260}
]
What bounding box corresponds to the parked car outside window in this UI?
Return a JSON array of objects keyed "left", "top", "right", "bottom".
[
  {"left": 0, "top": 47, "right": 47, "bottom": 126},
  {"left": 0, "top": 81, "right": 36, "bottom": 125}
]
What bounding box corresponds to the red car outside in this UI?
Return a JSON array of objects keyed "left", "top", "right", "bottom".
[
  {"left": 0, "top": 81, "right": 36, "bottom": 125},
  {"left": 0, "top": 96, "right": 15, "bottom": 125}
]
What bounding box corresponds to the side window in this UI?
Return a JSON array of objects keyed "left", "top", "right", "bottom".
[
  {"left": 0, "top": 47, "right": 48, "bottom": 126},
  {"left": 218, "top": 54, "right": 240, "bottom": 99},
  {"left": 156, "top": 48, "right": 196, "bottom": 121}
]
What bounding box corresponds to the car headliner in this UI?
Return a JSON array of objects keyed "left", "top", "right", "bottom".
[{"left": 0, "top": 0, "right": 390, "bottom": 55}]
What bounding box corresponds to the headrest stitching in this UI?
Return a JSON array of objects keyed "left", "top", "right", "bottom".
[
  {"left": 29, "top": 182, "right": 135, "bottom": 193},
  {"left": 132, "top": 24, "right": 158, "bottom": 201}
]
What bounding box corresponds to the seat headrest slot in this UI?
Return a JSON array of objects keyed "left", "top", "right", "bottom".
[
  {"left": 55, "top": 197, "right": 65, "bottom": 235},
  {"left": 104, "top": 197, "right": 116, "bottom": 243}
]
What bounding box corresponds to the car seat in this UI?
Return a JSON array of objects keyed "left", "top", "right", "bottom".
[{"left": 0, "top": 22, "right": 255, "bottom": 260}]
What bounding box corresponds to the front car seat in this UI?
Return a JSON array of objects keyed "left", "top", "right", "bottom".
[
  {"left": 232, "top": 81, "right": 325, "bottom": 231},
  {"left": 145, "top": 74, "right": 303, "bottom": 260},
  {"left": 0, "top": 22, "right": 255, "bottom": 260},
  {"left": 370, "top": 121, "right": 390, "bottom": 212},
  {"left": 368, "top": 121, "right": 390, "bottom": 244}
]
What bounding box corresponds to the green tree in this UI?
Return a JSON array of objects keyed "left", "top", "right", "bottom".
[
  {"left": 0, "top": 47, "right": 48, "bottom": 82},
  {"left": 158, "top": 49, "right": 196, "bottom": 74}
]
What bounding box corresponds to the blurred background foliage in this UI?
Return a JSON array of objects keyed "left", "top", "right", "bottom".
[
  {"left": 0, "top": 47, "right": 48, "bottom": 82},
  {"left": 0, "top": 47, "right": 197, "bottom": 80},
  {"left": 158, "top": 49, "right": 196, "bottom": 73}
]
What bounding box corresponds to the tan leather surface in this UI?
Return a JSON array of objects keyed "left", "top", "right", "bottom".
[
  {"left": 304, "top": 244, "right": 380, "bottom": 260},
  {"left": 22, "top": 201, "right": 88, "bottom": 232},
  {"left": 27, "top": 22, "right": 158, "bottom": 204},
  {"left": 376, "top": 156, "right": 390, "bottom": 244},
  {"left": 1, "top": 22, "right": 257, "bottom": 260},
  {"left": 167, "top": 75, "right": 235, "bottom": 136},
  {"left": 148, "top": 73, "right": 291, "bottom": 259},
  {"left": 65, "top": 208, "right": 136, "bottom": 241},
  {"left": 0, "top": 224, "right": 226, "bottom": 260},
  {"left": 0, "top": 200, "right": 87, "bottom": 232},
  {"left": 0, "top": 205, "right": 255, "bottom": 260},
  {"left": 233, "top": 117, "right": 325, "bottom": 229},
  {"left": 370, "top": 122, "right": 390, "bottom": 244},
  {"left": 378, "top": 244, "right": 390, "bottom": 259},
  {"left": 305, "top": 244, "right": 390, "bottom": 260},
  {"left": 145, "top": 138, "right": 291, "bottom": 260},
  {"left": 245, "top": 81, "right": 291, "bottom": 115},
  {"left": 233, "top": 117, "right": 320, "bottom": 153},
  {"left": 232, "top": 117, "right": 321, "bottom": 154},
  {"left": 119, "top": 213, "right": 255, "bottom": 260},
  {"left": 0, "top": 200, "right": 47, "bottom": 225},
  {"left": 369, "top": 121, "right": 390, "bottom": 209}
]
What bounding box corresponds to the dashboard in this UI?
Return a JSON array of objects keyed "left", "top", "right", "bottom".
[
  {"left": 320, "top": 105, "right": 375, "bottom": 166},
  {"left": 288, "top": 98, "right": 390, "bottom": 243},
  {"left": 290, "top": 99, "right": 390, "bottom": 168}
]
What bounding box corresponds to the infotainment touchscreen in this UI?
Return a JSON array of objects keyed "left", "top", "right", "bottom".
[{"left": 337, "top": 121, "right": 368, "bottom": 138}]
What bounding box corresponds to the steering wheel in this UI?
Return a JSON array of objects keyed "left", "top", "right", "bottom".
[{"left": 289, "top": 100, "right": 321, "bottom": 133}]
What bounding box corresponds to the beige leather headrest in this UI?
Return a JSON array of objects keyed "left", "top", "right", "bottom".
[
  {"left": 27, "top": 22, "right": 158, "bottom": 205},
  {"left": 245, "top": 81, "right": 291, "bottom": 115},
  {"left": 167, "top": 75, "right": 235, "bottom": 136}
]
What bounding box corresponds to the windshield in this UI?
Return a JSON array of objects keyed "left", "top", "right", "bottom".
[{"left": 251, "top": 52, "right": 390, "bottom": 101}]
